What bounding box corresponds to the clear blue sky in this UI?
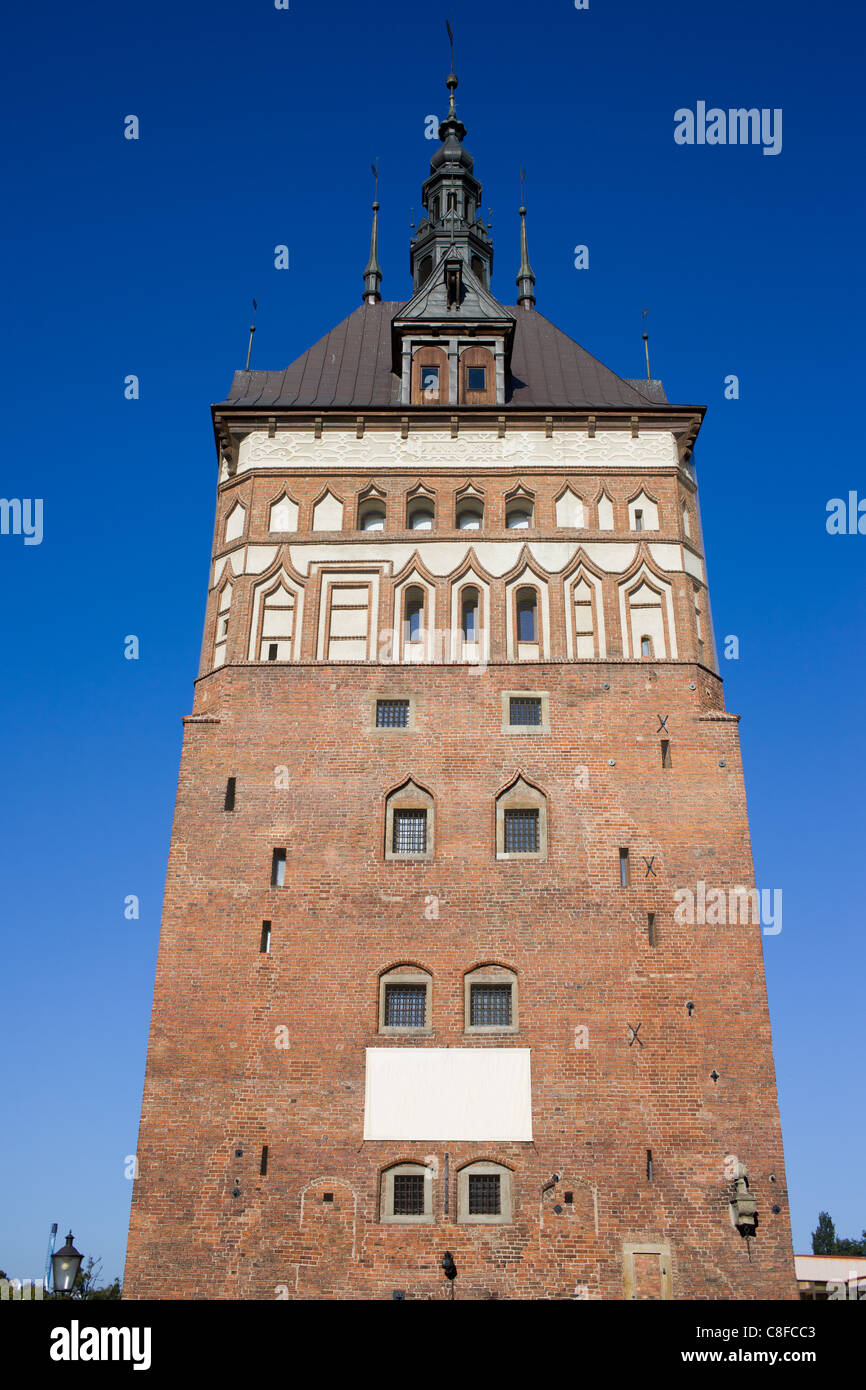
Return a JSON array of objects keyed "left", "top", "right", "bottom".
[{"left": 1, "top": 0, "right": 863, "bottom": 1285}]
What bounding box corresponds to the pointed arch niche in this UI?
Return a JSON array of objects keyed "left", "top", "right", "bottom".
[
  {"left": 627, "top": 489, "right": 659, "bottom": 532},
  {"left": 563, "top": 559, "right": 606, "bottom": 660},
  {"left": 504, "top": 561, "right": 549, "bottom": 660},
  {"left": 213, "top": 578, "right": 233, "bottom": 668},
  {"left": 449, "top": 562, "right": 492, "bottom": 664},
  {"left": 618, "top": 563, "right": 677, "bottom": 659},
  {"left": 312, "top": 488, "right": 344, "bottom": 532},
  {"left": 268, "top": 490, "right": 299, "bottom": 533},
  {"left": 555, "top": 486, "right": 586, "bottom": 529},
  {"left": 392, "top": 564, "right": 438, "bottom": 664},
  {"left": 248, "top": 566, "right": 305, "bottom": 662}
]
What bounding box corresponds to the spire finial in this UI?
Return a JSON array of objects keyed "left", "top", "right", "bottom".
[
  {"left": 445, "top": 19, "right": 457, "bottom": 117},
  {"left": 642, "top": 307, "right": 651, "bottom": 378},
  {"left": 516, "top": 169, "right": 536, "bottom": 310},
  {"left": 362, "top": 161, "right": 382, "bottom": 304}
]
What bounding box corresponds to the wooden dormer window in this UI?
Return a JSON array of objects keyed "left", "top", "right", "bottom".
[
  {"left": 460, "top": 345, "right": 496, "bottom": 404},
  {"left": 411, "top": 346, "right": 448, "bottom": 404}
]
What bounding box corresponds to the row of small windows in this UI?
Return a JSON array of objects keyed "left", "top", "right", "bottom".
[
  {"left": 261, "top": 804, "right": 663, "bottom": 867},
  {"left": 382, "top": 1161, "right": 511, "bottom": 1225},
  {"left": 379, "top": 966, "right": 517, "bottom": 1034},
  {"left": 215, "top": 564, "right": 695, "bottom": 667},
  {"left": 224, "top": 490, "right": 693, "bottom": 540}
]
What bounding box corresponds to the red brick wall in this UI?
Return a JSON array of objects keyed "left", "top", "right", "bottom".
[{"left": 124, "top": 659, "right": 796, "bottom": 1300}]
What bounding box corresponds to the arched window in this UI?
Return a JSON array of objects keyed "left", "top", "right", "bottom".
[
  {"left": 381, "top": 1161, "right": 434, "bottom": 1224},
  {"left": 407, "top": 500, "right": 434, "bottom": 531},
  {"left": 461, "top": 587, "right": 479, "bottom": 641},
  {"left": 358, "top": 499, "right": 386, "bottom": 531},
  {"left": 460, "top": 346, "right": 495, "bottom": 404},
  {"left": 404, "top": 586, "right": 425, "bottom": 643},
  {"left": 457, "top": 1161, "right": 513, "bottom": 1225},
  {"left": 384, "top": 779, "right": 434, "bottom": 861},
  {"left": 412, "top": 346, "right": 448, "bottom": 405},
  {"left": 516, "top": 588, "right": 537, "bottom": 643},
  {"left": 418, "top": 253, "right": 433, "bottom": 284},
  {"left": 682, "top": 504, "right": 692, "bottom": 538},
  {"left": 495, "top": 775, "right": 547, "bottom": 860},
  {"left": 640, "top": 634, "right": 653, "bottom": 658},
  {"left": 464, "top": 965, "right": 518, "bottom": 1033},
  {"left": 506, "top": 502, "right": 533, "bottom": 529},
  {"left": 378, "top": 965, "right": 432, "bottom": 1033},
  {"left": 456, "top": 499, "right": 483, "bottom": 530}
]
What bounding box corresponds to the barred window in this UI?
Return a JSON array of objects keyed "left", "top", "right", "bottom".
[
  {"left": 377, "top": 698, "right": 410, "bottom": 728},
  {"left": 393, "top": 809, "right": 427, "bottom": 854},
  {"left": 384, "top": 983, "right": 426, "bottom": 1028},
  {"left": 509, "top": 696, "right": 541, "bottom": 726},
  {"left": 470, "top": 983, "right": 513, "bottom": 1028},
  {"left": 392, "top": 1173, "right": 425, "bottom": 1216},
  {"left": 504, "top": 809, "right": 538, "bottom": 854},
  {"left": 468, "top": 1174, "right": 501, "bottom": 1216}
]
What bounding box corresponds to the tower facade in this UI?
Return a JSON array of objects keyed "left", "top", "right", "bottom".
[{"left": 125, "top": 77, "right": 795, "bottom": 1300}]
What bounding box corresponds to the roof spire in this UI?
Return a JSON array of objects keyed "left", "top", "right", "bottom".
[
  {"left": 516, "top": 169, "right": 536, "bottom": 309},
  {"left": 445, "top": 19, "right": 457, "bottom": 117},
  {"left": 362, "top": 161, "right": 382, "bottom": 304}
]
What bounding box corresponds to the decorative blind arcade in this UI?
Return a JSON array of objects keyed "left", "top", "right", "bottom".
[
  {"left": 258, "top": 586, "right": 295, "bottom": 660},
  {"left": 327, "top": 583, "right": 371, "bottom": 660}
]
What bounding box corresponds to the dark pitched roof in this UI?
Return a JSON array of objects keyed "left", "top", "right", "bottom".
[{"left": 216, "top": 302, "right": 668, "bottom": 411}]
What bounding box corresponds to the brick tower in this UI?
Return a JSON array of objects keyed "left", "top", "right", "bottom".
[{"left": 125, "top": 71, "right": 795, "bottom": 1300}]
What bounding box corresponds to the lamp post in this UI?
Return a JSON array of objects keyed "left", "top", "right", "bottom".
[{"left": 51, "top": 1231, "right": 83, "bottom": 1296}]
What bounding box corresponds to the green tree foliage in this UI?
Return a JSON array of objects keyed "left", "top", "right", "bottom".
[{"left": 811, "top": 1211, "right": 866, "bottom": 1256}]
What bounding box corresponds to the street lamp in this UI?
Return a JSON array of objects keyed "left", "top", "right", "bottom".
[{"left": 51, "top": 1231, "right": 83, "bottom": 1295}]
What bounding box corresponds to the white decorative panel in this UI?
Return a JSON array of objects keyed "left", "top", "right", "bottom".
[
  {"left": 556, "top": 488, "right": 586, "bottom": 528},
  {"left": 363, "top": 1048, "right": 533, "bottom": 1141},
  {"left": 312, "top": 491, "right": 343, "bottom": 531},
  {"left": 269, "top": 496, "right": 299, "bottom": 532},
  {"left": 597, "top": 494, "right": 614, "bottom": 530},
  {"left": 238, "top": 427, "right": 679, "bottom": 473},
  {"left": 628, "top": 491, "right": 659, "bottom": 530},
  {"left": 225, "top": 502, "right": 246, "bottom": 542}
]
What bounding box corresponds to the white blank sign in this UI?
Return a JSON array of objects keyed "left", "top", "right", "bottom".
[{"left": 363, "top": 1047, "right": 533, "bottom": 1141}]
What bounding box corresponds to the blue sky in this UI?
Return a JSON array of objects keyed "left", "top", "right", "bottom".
[{"left": 0, "top": 0, "right": 863, "bottom": 1284}]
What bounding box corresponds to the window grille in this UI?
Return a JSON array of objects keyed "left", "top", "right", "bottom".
[
  {"left": 504, "top": 808, "right": 538, "bottom": 853},
  {"left": 377, "top": 699, "right": 409, "bottom": 728},
  {"left": 393, "top": 809, "right": 427, "bottom": 854},
  {"left": 384, "top": 983, "right": 426, "bottom": 1028},
  {"left": 509, "top": 696, "right": 541, "bottom": 726},
  {"left": 470, "top": 984, "right": 512, "bottom": 1027},
  {"left": 468, "top": 1174, "right": 501, "bottom": 1215},
  {"left": 393, "top": 1173, "right": 425, "bottom": 1216}
]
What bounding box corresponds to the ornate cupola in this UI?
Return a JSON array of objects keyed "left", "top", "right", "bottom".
[
  {"left": 409, "top": 71, "right": 494, "bottom": 294},
  {"left": 393, "top": 67, "right": 514, "bottom": 408}
]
